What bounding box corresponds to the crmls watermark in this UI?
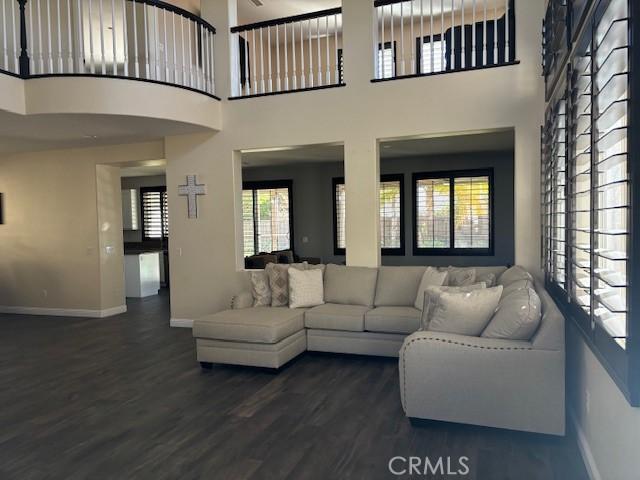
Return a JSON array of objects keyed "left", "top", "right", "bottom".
[{"left": 388, "top": 456, "right": 471, "bottom": 477}]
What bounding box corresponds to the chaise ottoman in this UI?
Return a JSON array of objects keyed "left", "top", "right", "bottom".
[{"left": 192, "top": 307, "right": 307, "bottom": 369}]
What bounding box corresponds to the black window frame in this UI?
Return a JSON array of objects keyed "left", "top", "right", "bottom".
[
  {"left": 242, "top": 180, "right": 294, "bottom": 257},
  {"left": 332, "top": 174, "right": 405, "bottom": 256},
  {"left": 140, "top": 186, "right": 168, "bottom": 243},
  {"left": 412, "top": 169, "right": 494, "bottom": 256}
]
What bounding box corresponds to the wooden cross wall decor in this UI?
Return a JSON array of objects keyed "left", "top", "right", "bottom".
[{"left": 178, "top": 175, "right": 206, "bottom": 219}]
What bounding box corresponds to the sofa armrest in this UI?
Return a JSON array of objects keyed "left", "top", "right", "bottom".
[
  {"left": 230, "top": 291, "right": 254, "bottom": 310},
  {"left": 399, "top": 331, "right": 565, "bottom": 435}
]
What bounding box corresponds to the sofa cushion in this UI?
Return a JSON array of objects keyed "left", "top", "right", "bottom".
[
  {"left": 414, "top": 267, "right": 449, "bottom": 310},
  {"left": 374, "top": 266, "right": 427, "bottom": 307},
  {"left": 250, "top": 270, "right": 271, "bottom": 307},
  {"left": 193, "top": 307, "right": 305, "bottom": 344},
  {"left": 324, "top": 264, "right": 379, "bottom": 307},
  {"left": 304, "top": 303, "right": 370, "bottom": 331},
  {"left": 365, "top": 307, "right": 421, "bottom": 334},
  {"left": 482, "top": 287, "right": 542, "bottom": 340},
  {"left": 288, "top": 268, "right": 324, "bottom": 309},
  {"left": 446, "top": 267, "right": 477, "bottom": 286},
  {"left": 501, "top": 279, "right": 535, "bottom": 299},
  {"left": 426, "top": 286, "right": 503, "bottom": 336},
  {"left": 498, "top": 265, "right": 533, "bottom": 286},
  {"left": 421, "top": 283, "right": 487, "bottom": 329}
]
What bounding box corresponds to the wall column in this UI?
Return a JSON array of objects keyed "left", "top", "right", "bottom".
[
  {"left": 341, "top": 0, "right": 375, "bottom": 86},
  {"left": 344, "top": 135, "right": 380, "bottom": 268}
]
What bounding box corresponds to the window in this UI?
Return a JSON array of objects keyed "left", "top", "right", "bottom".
[
  {"left": 416, "top": 36, "right": 445, "bottom": 74},
  {"left": 333, "top": 175, "right": 405, "bottom": 255},
  {"left": 413, "top": 170, "right": 493, "bottom": 255},
  {"left": 141, "top": 187, "right": 168, "bottom": 241},
  {"left": 242, "top": 181, "right": 293, "bottom": 257},
  {"left": 541, "top": 0, "right": 639, "bottom": 406},
  {"left": 377, "top": 41, "right": 396, "bottom": 78}
]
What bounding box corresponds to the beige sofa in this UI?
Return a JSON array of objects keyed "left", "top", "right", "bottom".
[{"left": 192, "top": 264, "right": 565, "bottom": 435}]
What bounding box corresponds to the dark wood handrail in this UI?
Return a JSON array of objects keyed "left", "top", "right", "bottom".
[
  {"left": 134, "top": 0, "right": 216, "bottom": 34},
  {"left": 231, "top": 7, "right": 342, "bottom": 33},
  {"left": 373, "top": 0, "right": 414, "bottom": 7}
]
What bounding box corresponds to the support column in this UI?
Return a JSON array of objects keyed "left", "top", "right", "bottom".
[
  {"left": 344, "top": 135, "right": 380, "bottom": 268},
  {"left": 201, "top": 0, "right": 236, "bottom": 98},
  {"left": 341, "top": 0, "right": 375, "bottom": 86}
]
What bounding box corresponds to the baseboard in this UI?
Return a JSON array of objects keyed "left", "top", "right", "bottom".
[
  {"left": 170, "top": 318, "right": 193, "bottom": 328},
  {"left": 0, "top": 304, "right": 127, "bottom": 318},
  {"left": 568, "top": 407, "right": 601, "bottom": 480}
]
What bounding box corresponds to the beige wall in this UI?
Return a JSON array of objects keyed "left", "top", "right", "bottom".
[
  {"left": 163, "top": 0, "right": 544, "bottom": 321},
  {"left": 0, "top": 141, "right": 163, "bottom": 315}
]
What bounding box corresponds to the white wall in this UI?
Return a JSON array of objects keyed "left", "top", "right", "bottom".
[
  {"left": 163, "top": 0, "right": 544, "bottom": 320},
  {"left": 567, "top": 324, "right": 640, "bottom": 480}
]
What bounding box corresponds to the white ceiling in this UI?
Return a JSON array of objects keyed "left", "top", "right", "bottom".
[
  {"left": 242, "top": 130, "right": 514, "bottom": 167},
  {"left": 120, "top": 162, "right": 167, "bottom": 177},
  {"left": 237, "top": 0, "right": 341, "bottom": 26},
  {"left": 0, "top": 110, "right": 209, "bottom": 155}
]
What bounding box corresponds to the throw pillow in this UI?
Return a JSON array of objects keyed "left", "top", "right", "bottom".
[
  {"left": 414, "top": 267, "right": 449, "bottom": 310},
  {"left": 475, "top": 272, "right": 496, "bottom": 288},
  {"left": 250, "top": 271, "right": 271, "bottom": 307},
  {"left": 420, "top": 283, "right": 487, "bottom": 329},
  {"left": 497, "top": 265, "right": 533, "bottom": 286},
  {"left": 289, "top": 268, "right": 325, "bottom": 309},
  {"left": 482, "top": 287, "right": 542, "bottom": 340},
  {"left": 427, "top": 285, "right": 503, "bottom": 336},
  {"left": 501, "top": 279, "right": 535, "bottom": 299},
  {"left": 307, "top": 263, "right": 326, "bottom": 275},
  {"left": 447, "top": 267, "right": 477, "bottom": 287},
  {"left": 265, "top": 263, "right": 290, "bottom": 306}
]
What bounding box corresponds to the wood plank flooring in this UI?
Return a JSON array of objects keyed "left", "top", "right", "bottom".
[{"left": 0, "top": 292, "right": 588, "bottom": 479}]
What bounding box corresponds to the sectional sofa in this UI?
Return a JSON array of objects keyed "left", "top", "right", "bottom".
[{"left": 192, "top": 264, "right": 565, "bottom": 435}]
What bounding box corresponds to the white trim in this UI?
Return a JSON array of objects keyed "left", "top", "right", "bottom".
[
  {"left": 170, "top": 318, "right": 193, "bottom": 328},
  {"left": 568, "top": 407, "right": 601, "bottom": 480},
  {"left": 0, "top": 304, "right": 127, "bottom": 318}
]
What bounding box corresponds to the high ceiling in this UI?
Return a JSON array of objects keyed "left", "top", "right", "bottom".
[
  {"left": 242, "top": 130, "right": 514, "bottom": 167},
  {"left": 237, "top": 0, "right": 341, "bottom": 25},
  {"left": 0, "top": 110, "right": 208, "bottom": 155}
]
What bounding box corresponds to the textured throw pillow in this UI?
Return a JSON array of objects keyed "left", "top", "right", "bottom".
[
  {"left": 497, "top": 265, "right": 533, "bottom": 286},
  {"left": 265, "top": 264, "right": 288, "bottom": 306},
  {"left": 475, "top": 272, "right": 496, "bottom": 288},
  {"left": 414, "top": 267, "right": 449, "bottom": 310},
  {"left": 427, "top": 285, "right": 503, "bottom": 336},
  {"left": 420, "top": 283, "right": 487, "bottom": 329},
  {"left": 289, "top": 268, "right": 324, "bottom": 309},
  {"left": 501, "top": 279, "right": 535, "bottom": 299},
  {"left": 447, "top": 267, "right": 477, "bottom": 287},
  {"left": 307, "top": 263, "right": 326, "bottom": 275},
  {"left": 482, "top": 287, "right": 542, "bottom": 340},
  {"left": 250, "top": 271, "right": 271, "bottom": 307}
]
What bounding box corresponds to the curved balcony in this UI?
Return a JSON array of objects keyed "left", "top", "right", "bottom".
[{"left": 0, "top": 0, "right": 217, "bottom": 98}]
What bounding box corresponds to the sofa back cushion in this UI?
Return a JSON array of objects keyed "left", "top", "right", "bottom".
[
  {"left": 498, "top": 265, "right": 533, "bottom": 286},
  {"left": 374, "top": 266, "right": 427, "bottom": 307},
  {"left": 324, "top": 264, "right": 379, "bottom": 307},
  {"left": 482, "top": 287, "right": 542, "bottom": 340}
]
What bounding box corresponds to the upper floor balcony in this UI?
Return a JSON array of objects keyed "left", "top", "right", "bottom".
[
  {"left": 0, "top": 0, "right": 221, "bottom": 134},
  {"left": 228, "top": 0, "right": 517, "bottom": 99}
]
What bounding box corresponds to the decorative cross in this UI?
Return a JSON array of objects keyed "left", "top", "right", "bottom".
[{"left": 178, "top": 175, "right": 207, "bottom": 219}]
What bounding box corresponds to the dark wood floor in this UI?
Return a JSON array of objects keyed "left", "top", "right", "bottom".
[{"left": 0, "top": 292, "right": 588, "bottom": 480}]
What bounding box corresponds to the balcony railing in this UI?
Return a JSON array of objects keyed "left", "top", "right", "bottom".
[
  {"left": 373, "top": 0, "right": 516, "bottom": 81},
  {"left": 230, "top": 7, "right": 344, "bottom": 99},
  {"left": 0, "top": 0, "right": 217, "bottom": 98}
]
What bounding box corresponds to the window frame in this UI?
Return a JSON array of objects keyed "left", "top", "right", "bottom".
[
  {"left": 140, "top": 186, "right": 168, "bottom": 242},
  {"left": 412, "top": 169, "right": 494, "bottom": 256},
  {"left": 332, "top": 174, "right": 405, "bottom": 256},
  {"left": 242, "top": 180, "right": 294, "bottom": 257}
]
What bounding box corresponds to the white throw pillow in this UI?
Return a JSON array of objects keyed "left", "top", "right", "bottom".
[
  {"left": 447, "top": 267, "right": 477, "bottom": 287},
  {"left": 475, "top": 272, "right": 496, "bottom": 288},
  {"left": 482, "top": 287, "right": 542, "bottom": 340},
  {"left": 427, "top": 285, "right": 503, "bottom": 336},
  {"left": 420, "top": 283, "right": 487, "bottom": 329},
  {"left": 414, "top": 267, "right": 449, "bottom": 310},
  {"left": 288, "top": 268, "right": 324, "bottom": 309}
]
